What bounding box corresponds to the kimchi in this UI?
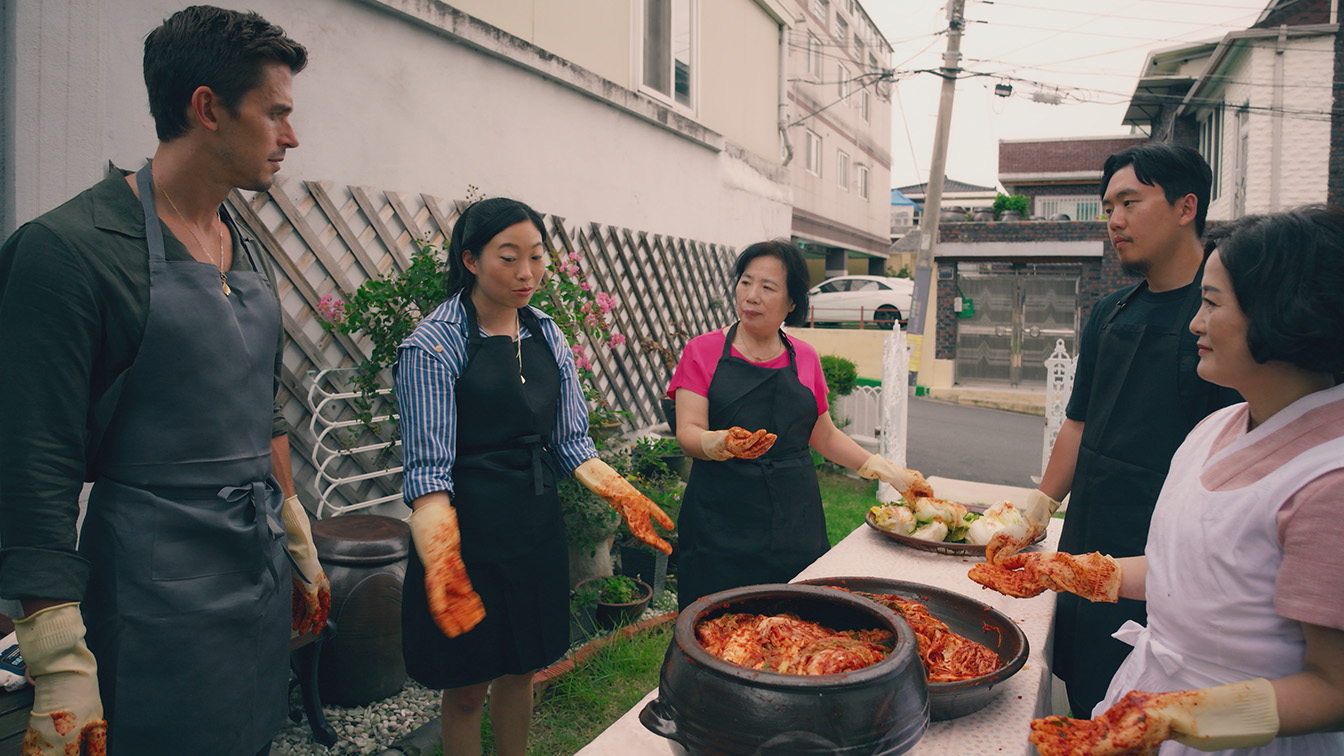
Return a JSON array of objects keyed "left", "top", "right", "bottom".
[
  {"left": 855, "top": 591, "right": 1001, "bottom": 682},
  {"left": 696, "top": 612, "right": 894, "bottom": 675}
]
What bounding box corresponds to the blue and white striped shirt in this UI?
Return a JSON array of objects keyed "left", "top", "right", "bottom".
[{"left": 394, "top": 293, "right": 597, "bottom": 504}]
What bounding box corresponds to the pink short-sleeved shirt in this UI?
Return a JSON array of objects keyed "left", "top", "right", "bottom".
[
  {"left": 1200, "top": 394, "right": 1344, "bottom": 632},
  {"left": 665, "top": 329, "right": 830, "bottom": 416}
]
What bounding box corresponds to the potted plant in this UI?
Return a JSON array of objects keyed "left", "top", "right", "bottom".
[
  {"left": 612, "top": 438, "right": 683, "bottom": 602},
  {"left": 574, "top": 575, "right": 653, "bottom": 629}
]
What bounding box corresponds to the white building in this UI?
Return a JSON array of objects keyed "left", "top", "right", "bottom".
[
  {"left": 1121, "top": 0, "right": 1340, "bottom": 218},
  {"left": 1, "top": 0, "right": 795, "bottom": 248},
  {"left": 784, "top": 0, "right": 895, "bottom": 280}
]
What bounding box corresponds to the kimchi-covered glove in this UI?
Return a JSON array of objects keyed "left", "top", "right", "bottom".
[
  {"left": 968, "top": 551, "right": 1121, "bottom": 602},
  {"left": 409, "top": 499, "right": 486, "bottom": 637},
  {"left": 282, "top": 495, "right": 332, "bottom": 636},
  {"left": 700, "top": 427, "right": 776, "bottom": 461},
  {"left": 857, "top": 454, "right": 935, "bottom": 502},
  {"left": 1030, "top": 679, "right": 1279, "bottom": 755},
  {"left": 985, "top": 489, "right": 1062, "bottom": 564},
  {"left": 13, "top": 603, "right": 107, "bottom": 756},
  {"left": 575, "top": 458, "right": 675, "bottom": 554}
]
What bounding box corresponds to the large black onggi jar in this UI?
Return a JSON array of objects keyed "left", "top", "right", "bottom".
[{"left": 640, "top": 584, "right": 929, "bottom": 756}]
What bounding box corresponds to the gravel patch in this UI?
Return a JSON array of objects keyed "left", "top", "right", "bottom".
[
  {"left": 271, "top": 582, "right": 679, "bottom": 756},
  {"left": 271, "top": 680, "right": 440, "bottom": 755}
]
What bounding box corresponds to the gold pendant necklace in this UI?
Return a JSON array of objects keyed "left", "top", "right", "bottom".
[
  {"left": 516, "top": 312, "right": 526, "bottom": 384},
  {"left": 737, "top": 335, "right": 781, "bottom": 363},
  {"left": 161, "top": 181, "right": 230, "bottom": 296}
]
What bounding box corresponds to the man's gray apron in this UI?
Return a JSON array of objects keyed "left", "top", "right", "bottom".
[{"left": 79, "top": 164, "right": 289, "bottom": 755}]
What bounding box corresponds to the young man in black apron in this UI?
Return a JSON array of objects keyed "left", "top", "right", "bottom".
[
  {"left": 0, "top": 8, "right": 327, "bottom": 755},
  {"left": 1032, "top": 143, "right": 1241, "bottom": 717}
]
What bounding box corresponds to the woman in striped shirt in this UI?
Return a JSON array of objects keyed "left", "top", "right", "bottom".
[{"left": 394, "top": 197, "right": 671, "bottom": 756}]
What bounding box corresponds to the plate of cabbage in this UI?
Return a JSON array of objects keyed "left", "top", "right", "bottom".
[{"left": 865, "top": 498, "right": 1046, "bottom": 557}]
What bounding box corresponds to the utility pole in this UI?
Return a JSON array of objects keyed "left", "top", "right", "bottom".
[{"left": 908, "top": 0, "right": 965, "bottom": 388}]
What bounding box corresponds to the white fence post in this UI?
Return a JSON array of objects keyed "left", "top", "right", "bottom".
[
  {"left": 1042, "top": 339, "right": 1076, "bottom": 477},
  {"left": 877, "top": 327, "right": 910, "bottom": 504}
]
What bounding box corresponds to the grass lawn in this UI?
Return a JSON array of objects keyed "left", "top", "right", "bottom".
[
  {"left": 816, "top": 465, "right": 880, "bottom": 546},
  {"left": 472, "top": 467, "right": 877, "bottom": 754}
]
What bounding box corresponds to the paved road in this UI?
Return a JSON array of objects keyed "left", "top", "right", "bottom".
[{"left": 906, "top": 397, "right": 1045, "bottom": 487}]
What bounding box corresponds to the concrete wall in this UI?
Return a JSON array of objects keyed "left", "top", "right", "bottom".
[
  {"left": 788, "top": 326, "right": 887, "bottom": 381},
  {"left": 1, "top": 0, "right": 791, "bottom": 248}
]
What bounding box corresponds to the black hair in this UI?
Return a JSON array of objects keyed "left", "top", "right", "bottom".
[
  {"left": 1101, "top": 142, "right": 1212, "bottom": 236},
  {"left": 731, "top": 240, "right": 811, "bottom": 328},
  {"left": 1206, "top": 205, "right": 1344, "bottom": 375},
  {"left": 443, "top": 198, "right": 548, "bottom": 298},
  {"left": 144, "top": 5, "right": 308, "bottom": 142}
]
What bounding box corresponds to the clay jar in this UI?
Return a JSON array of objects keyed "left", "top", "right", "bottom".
[
  {"left": 640, "top": 584, "right": 929, "bottom": 756},
  {"left": 312, "top": 514, "right": 410, "bottom": 707}
]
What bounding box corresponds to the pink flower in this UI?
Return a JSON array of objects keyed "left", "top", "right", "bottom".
[
  {"left": 571, "top": 344, "right": 592, "bottom": 372},
  {"left": 568, "top": 252, "right": 581, "bottom": 262},
  {"left": 595, "top": 292, "right": 616, "bottom": 315},
  {"left": 316, "top": 294, "right": 346, "bottom": 326},
  {"left": 579, "top": 282, "right": 591, "bottom": 292},
  {"left": 606, "top": 333, "right": 626, "bottom": 349},
  {"left": 585, "top": 312, "right": 600, "bottom": 327}
]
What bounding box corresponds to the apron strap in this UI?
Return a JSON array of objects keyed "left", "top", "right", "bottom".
[
  {"left": 135, "top": 163, "right": 168, "bottom": 262},
  {"left": 219, "top": 481, "right": 287, "bottom": 585}
]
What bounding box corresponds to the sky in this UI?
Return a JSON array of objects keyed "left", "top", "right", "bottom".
[{"left": 860, "top": 0, "right": 1274, "bottom": 191}]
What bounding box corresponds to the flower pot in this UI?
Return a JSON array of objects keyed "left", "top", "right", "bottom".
[
  {"left": 619, "top": 542, "right": 668, "bottom": 605},
  {"left": 577, "top": 577, "right": 653, "bottom": 629}
]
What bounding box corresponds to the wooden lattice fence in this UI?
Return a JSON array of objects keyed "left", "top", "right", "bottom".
[{"left": 229, "top": 178, "right": 736, "bottom": 514}]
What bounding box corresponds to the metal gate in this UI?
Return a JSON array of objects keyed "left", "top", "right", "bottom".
[{"left": 954, "top": 270, "right": 1077, "bottom": 385}]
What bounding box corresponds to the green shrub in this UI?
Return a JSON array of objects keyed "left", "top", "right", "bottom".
[
  {"left": 820, "top": 354, "right": 858, "bottom": 406},
  {"left": 993, "top": 193, "right": 1030, "bottom": 218}
]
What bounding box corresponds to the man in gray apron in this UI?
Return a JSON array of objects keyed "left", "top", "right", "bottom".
[
  {"left": 1033, "top": 143, "right": 1241, "bottom": 716},
  {"left": 0, "top": 8, "right": 322, "bottom": 755}
]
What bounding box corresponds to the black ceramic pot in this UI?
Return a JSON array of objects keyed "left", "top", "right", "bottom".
[
  {"left": 798, "top": 576, "right": 1029, "bottom": 720},
  {"left": 640, "top": 584, "right": 929, "bottom": 756}
]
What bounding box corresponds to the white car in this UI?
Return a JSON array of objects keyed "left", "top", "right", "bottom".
[{"left": 806, "top": 275, "right": 914, "bottom": 329}]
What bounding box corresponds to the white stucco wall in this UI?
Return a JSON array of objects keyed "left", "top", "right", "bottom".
[
  {"left": 1204, "top": 34, "right": 1334, "bottom": 220},
  {"left": 2, "top": 0, "right": 791, "bottom": 248}
]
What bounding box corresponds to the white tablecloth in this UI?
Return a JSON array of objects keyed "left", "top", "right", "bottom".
[{"left": 576, "top": 478, "right": 1061, "bottom": 756}]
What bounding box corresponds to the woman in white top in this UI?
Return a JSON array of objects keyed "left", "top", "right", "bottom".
[{"left": 974, "top": 205, "right": 1344, "bottom": 755}]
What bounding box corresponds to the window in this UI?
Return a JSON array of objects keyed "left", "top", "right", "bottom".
[
  {"left": 1035, "top": 195, "right": 1102, "bottom": 221},
  {"left": 806, "top": 130, "right": 822, "bottom": 176},
  {"left": 807, "top": 33, "right": 822, "bottom": 77},
  {"left": 1199, "top": 107, "right": 1224, "bottom": 200},
  {"left": 813, "top": 0, "right": 829, "bottom": 25},
  {"left": 857, "top": 165, "right": 869, "bottom": 199},
  {"left": 838, "top": 64, "right": 849, "bottom": 99},
  {"left": 642, "top": 0, "right": 694, "bottom": 108},
  {"left": 835, "top": 16, "right": 848, "bottom": 46},
  {"left": 860, "top": 90, "right": 870, "bottom": 121},
  {"left": 868, "top": 53, "right": 878, "bottom": 73},
  {"left": 837, "top": 150, "right": 849, "bottom": 189},
  {"left": 855, "top": 33, "right": 865, "bottom": 61}
]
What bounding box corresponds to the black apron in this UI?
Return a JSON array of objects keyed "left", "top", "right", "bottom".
[
  {"left": 80, "top": 164, "right": 289, "bottom": 755},
  {"left": 676, "top": 324, "right": 829, "bottom": 611},
  {"left": 401, "top": 298, "right": 569, "bottom": 688},
  {"left": 1053, "top": 273, "right": 1228, "bottom": 714}
]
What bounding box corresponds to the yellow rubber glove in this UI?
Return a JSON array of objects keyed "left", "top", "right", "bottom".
[
  {"left": 1030, "top": 679, "right": 1279, "bottom": 754},
  {"left": 282, "top": 495, "right": 331, "bottom": 636},
  {"left": 969, "top": 551, "right": 1121, "bottom": 602},
  {"left": 574, "top": 458, "right": 675, "bottom": 554},
  {"left": 700, "top": 427, "right": 776, "bottom": 461},
  {"left": 856, "top": 454, "right": 935, "bottom": 502},
  {"left": 13, "top": 603, "right": 107, "bottom": 756},
  {"left": 985, "top": 489, "right": 1062, "bottom": 564},
  {"left": 409, "top": 499, "right": 486, "bottom": 638}
]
